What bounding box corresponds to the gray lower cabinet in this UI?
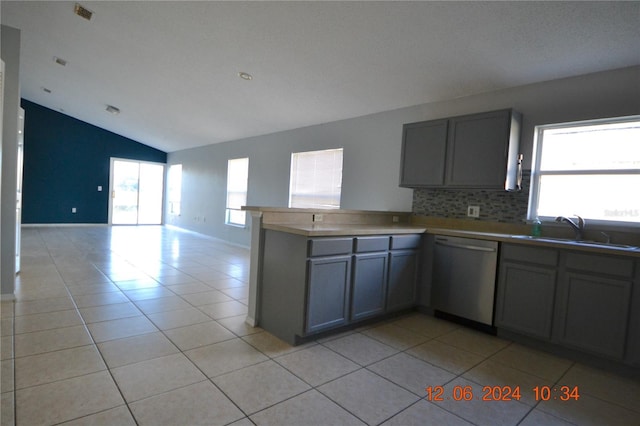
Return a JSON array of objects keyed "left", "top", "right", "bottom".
[
  {"left": 626, "top": 260, "right": 640, "bottom": 366},
  {"left": 387, "top": 250, "right": 419, "bottom": 312},
  {"left": 260, "top": 230, "right": 421, "bottom": 345},
  {"left": 352, "top": 252, "right": 388, "bottom": 321},
  {"left": 554, "top": 253, "right": 634, "bottom": 360},
  {"left": 307, "top": 255, "right": 351, "bottom": 333},
  {"left": 386, "top": 235, "right": 421, "bottom": 312},
  {"left": 497, "top": 244, "right": 638, "bottom": 364},
  {"left": 495, "top": 244, "right": 558, "bottom": 339}
]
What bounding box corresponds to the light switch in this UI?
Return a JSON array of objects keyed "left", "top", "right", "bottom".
[
  {"left": 72, "top": 207, "right": 77, "bottom": 213},
  {"left": 97, "top": 186, "right": 102, "bottom": 191}
]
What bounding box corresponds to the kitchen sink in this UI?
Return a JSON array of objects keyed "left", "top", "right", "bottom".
[{"left": 510, "top": 235, "right": 639, "bottom": 251}]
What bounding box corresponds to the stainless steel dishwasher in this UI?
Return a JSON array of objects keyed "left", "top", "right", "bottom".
[{"left": 431, "top": 235, "right": 498, "bottom": 326}]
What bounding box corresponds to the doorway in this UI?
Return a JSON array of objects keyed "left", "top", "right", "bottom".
[{"left": 109, "top": 158, "right": 165, "bottom": 225}]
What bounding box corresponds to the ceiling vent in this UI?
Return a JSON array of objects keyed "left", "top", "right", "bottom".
[
  {"left": 74, "top": 3, "right": 93, "bottom": 21},
  {"left": 106, "top": 105, "right": 120, "bottom": 115}
]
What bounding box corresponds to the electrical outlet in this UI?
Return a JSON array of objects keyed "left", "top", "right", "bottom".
[
  {"left": 392, "top": 215, "right": 400, "bottom": 223},
  {"left": 313, "top": 214, "right": 323, "bottom": 222},
  {"left": 71, "top": 207, "right": 77, "bottom": 213},
  {"left": 467, "top": 205, "right": 480, "bottom": 218}
]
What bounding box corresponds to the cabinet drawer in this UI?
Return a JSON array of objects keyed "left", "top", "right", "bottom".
[
  {"left": 354, "top": 236, "right": 389, "bottom": 253},
  {"left": 502, "top": 244, "right": 558, "bottom": 266},
  {"left": 308, "top": 238, "right": 353, "bottom": 257},
  {"left": 390, "top": 234, "right": 422, "bottom": 250},
  {"left": 565, "top": 253, "right": 634, "bottom": 278}
]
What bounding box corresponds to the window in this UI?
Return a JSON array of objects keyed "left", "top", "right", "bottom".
[
  {"left": 289, "top": 148, "right": 343, "bottom": 209},
  {"left": 528, "top": 116, "right": 640, "bottom": 226},
  {"left": 167, "top": 164, "right": 182, "bottom": 215},
  {"left": 226, "top": 158, "right": 249, "bottom": 226}
]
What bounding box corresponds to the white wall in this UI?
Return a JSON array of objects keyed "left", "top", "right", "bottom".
[
  {"left": 1, "top": 25, "right": 20, "bottom": 296},
  {"left": 168, "top": 66, "right": 640, "bottom": 247}
]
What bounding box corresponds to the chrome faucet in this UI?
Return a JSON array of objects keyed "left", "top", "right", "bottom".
[{"left": 555, "top": 215, "right": 585, "bottom": 240}]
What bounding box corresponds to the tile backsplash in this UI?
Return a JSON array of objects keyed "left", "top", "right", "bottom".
[{"left": 412, "top": 171, "right": 531, "bottom": 223}]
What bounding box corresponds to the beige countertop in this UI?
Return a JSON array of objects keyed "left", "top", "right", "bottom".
[
  {"left": 262, "top": 223, "right": 640, "bottom": 257},
  {"left": 263, "top": 223, "right": 427, "bottom": 236},
  {"left": 248, "top": 207, "right": 639, "bottom": 257},
  {"left": 426, "top": 228, "right": 640, "bottom": 257}
]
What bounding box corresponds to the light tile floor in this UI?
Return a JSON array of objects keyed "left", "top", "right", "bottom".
[{"left": 1, "top": 226, "right": 639, "bottom": 425}]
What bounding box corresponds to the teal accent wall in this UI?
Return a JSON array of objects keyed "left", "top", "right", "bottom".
[{"left": 21, "top": 99, "right": 167, "bottom": 224}]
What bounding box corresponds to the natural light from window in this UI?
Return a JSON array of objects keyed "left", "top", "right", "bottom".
[
  {"left": 167, "top": 164, "right": 182, "bottom": 216},
  {"left": 289, "top": 148, "right": 343, "bottom": 209},
  {"left": 226, "top": 158, "right": 249, "bottom": 226},
  {"left": 529, "top": 116, "right": 640, "bottom": 226}
]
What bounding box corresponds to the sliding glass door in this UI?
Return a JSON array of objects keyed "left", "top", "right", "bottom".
[{"left": 109, "top": 158, "right": 164, "bottom": 225}]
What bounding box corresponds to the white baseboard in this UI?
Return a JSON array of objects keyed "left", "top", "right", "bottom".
[
  {"left": 22, "top": 223, "right": 109, "bottom": 228},
  {"left": 245, "top": 316, "right": 257, "bottom": 327},
  {"left": 165, "top": 225, "right": 250, "bottom": 250}
]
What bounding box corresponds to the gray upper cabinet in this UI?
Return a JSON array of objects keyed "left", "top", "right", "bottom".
[
  {"left": 400, "top": 119, "right": 448, "bottom": 186},
  {"left": 447, "top": 110, "right": 519, "bottom": 187},
  {"left": 400, "top": 109, "right": 521, "bottom": 189}
]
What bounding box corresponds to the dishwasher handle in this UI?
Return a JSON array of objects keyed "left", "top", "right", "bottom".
[{"left": 435, "top": 240, "right": 497, "bottom": 253}]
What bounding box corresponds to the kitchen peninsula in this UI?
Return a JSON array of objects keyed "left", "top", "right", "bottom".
[{"left": 243, "top": 207, "right": 427, "bottom": 344}]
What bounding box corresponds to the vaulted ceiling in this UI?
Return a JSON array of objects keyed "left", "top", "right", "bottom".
[{"left": 3, "top": 1, "right": 639, "bottom": 152}]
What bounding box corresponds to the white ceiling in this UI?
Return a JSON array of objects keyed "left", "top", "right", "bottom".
[{"left": 2, "top": 1, "right": 639, "bottom": 153}]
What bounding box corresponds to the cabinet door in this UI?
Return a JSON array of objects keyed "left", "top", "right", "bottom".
[
  {"left": 352, "top": 252, "right": 388, "bottom": 321},
  {"left": 387, "top": 250, "right": 418, "bottom": 311},
  {"left": 400, "top": 119, "right": 448, "bottom": 187},
  {"left": 446, "top": 110, "right": 511, "bottom": 187},
  {"left": 626, "top": 261, "right": 640, "bottom": 366},
  {"left": 495, "top": 262, "right": 556, "bottom": 339},
  {"left": 306, "top": 256, "right": 351, "bottom": 334},
  {"left": 555, "top": 272, "right": 631, "bottom": 360}
]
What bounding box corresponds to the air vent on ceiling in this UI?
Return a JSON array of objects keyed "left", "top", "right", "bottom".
[
  {"left": 106, "top": 105, "right": 120, "bottom": 115},
  {"left": 74, "top": 3, "right": 93, "bottom": 21}
]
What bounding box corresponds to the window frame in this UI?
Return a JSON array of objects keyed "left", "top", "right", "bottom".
[
  {"left": 225, "top": 157, "right": 249, "bottom": 227},
  {"left": 288, "top": 147, "right": 343, "bottom": 210},
  {"left": 167, "top": 164, "right": 182, "bottom": 216},
  {"left": 528, "top": 115, "right": 640, "bottom": 228}
]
